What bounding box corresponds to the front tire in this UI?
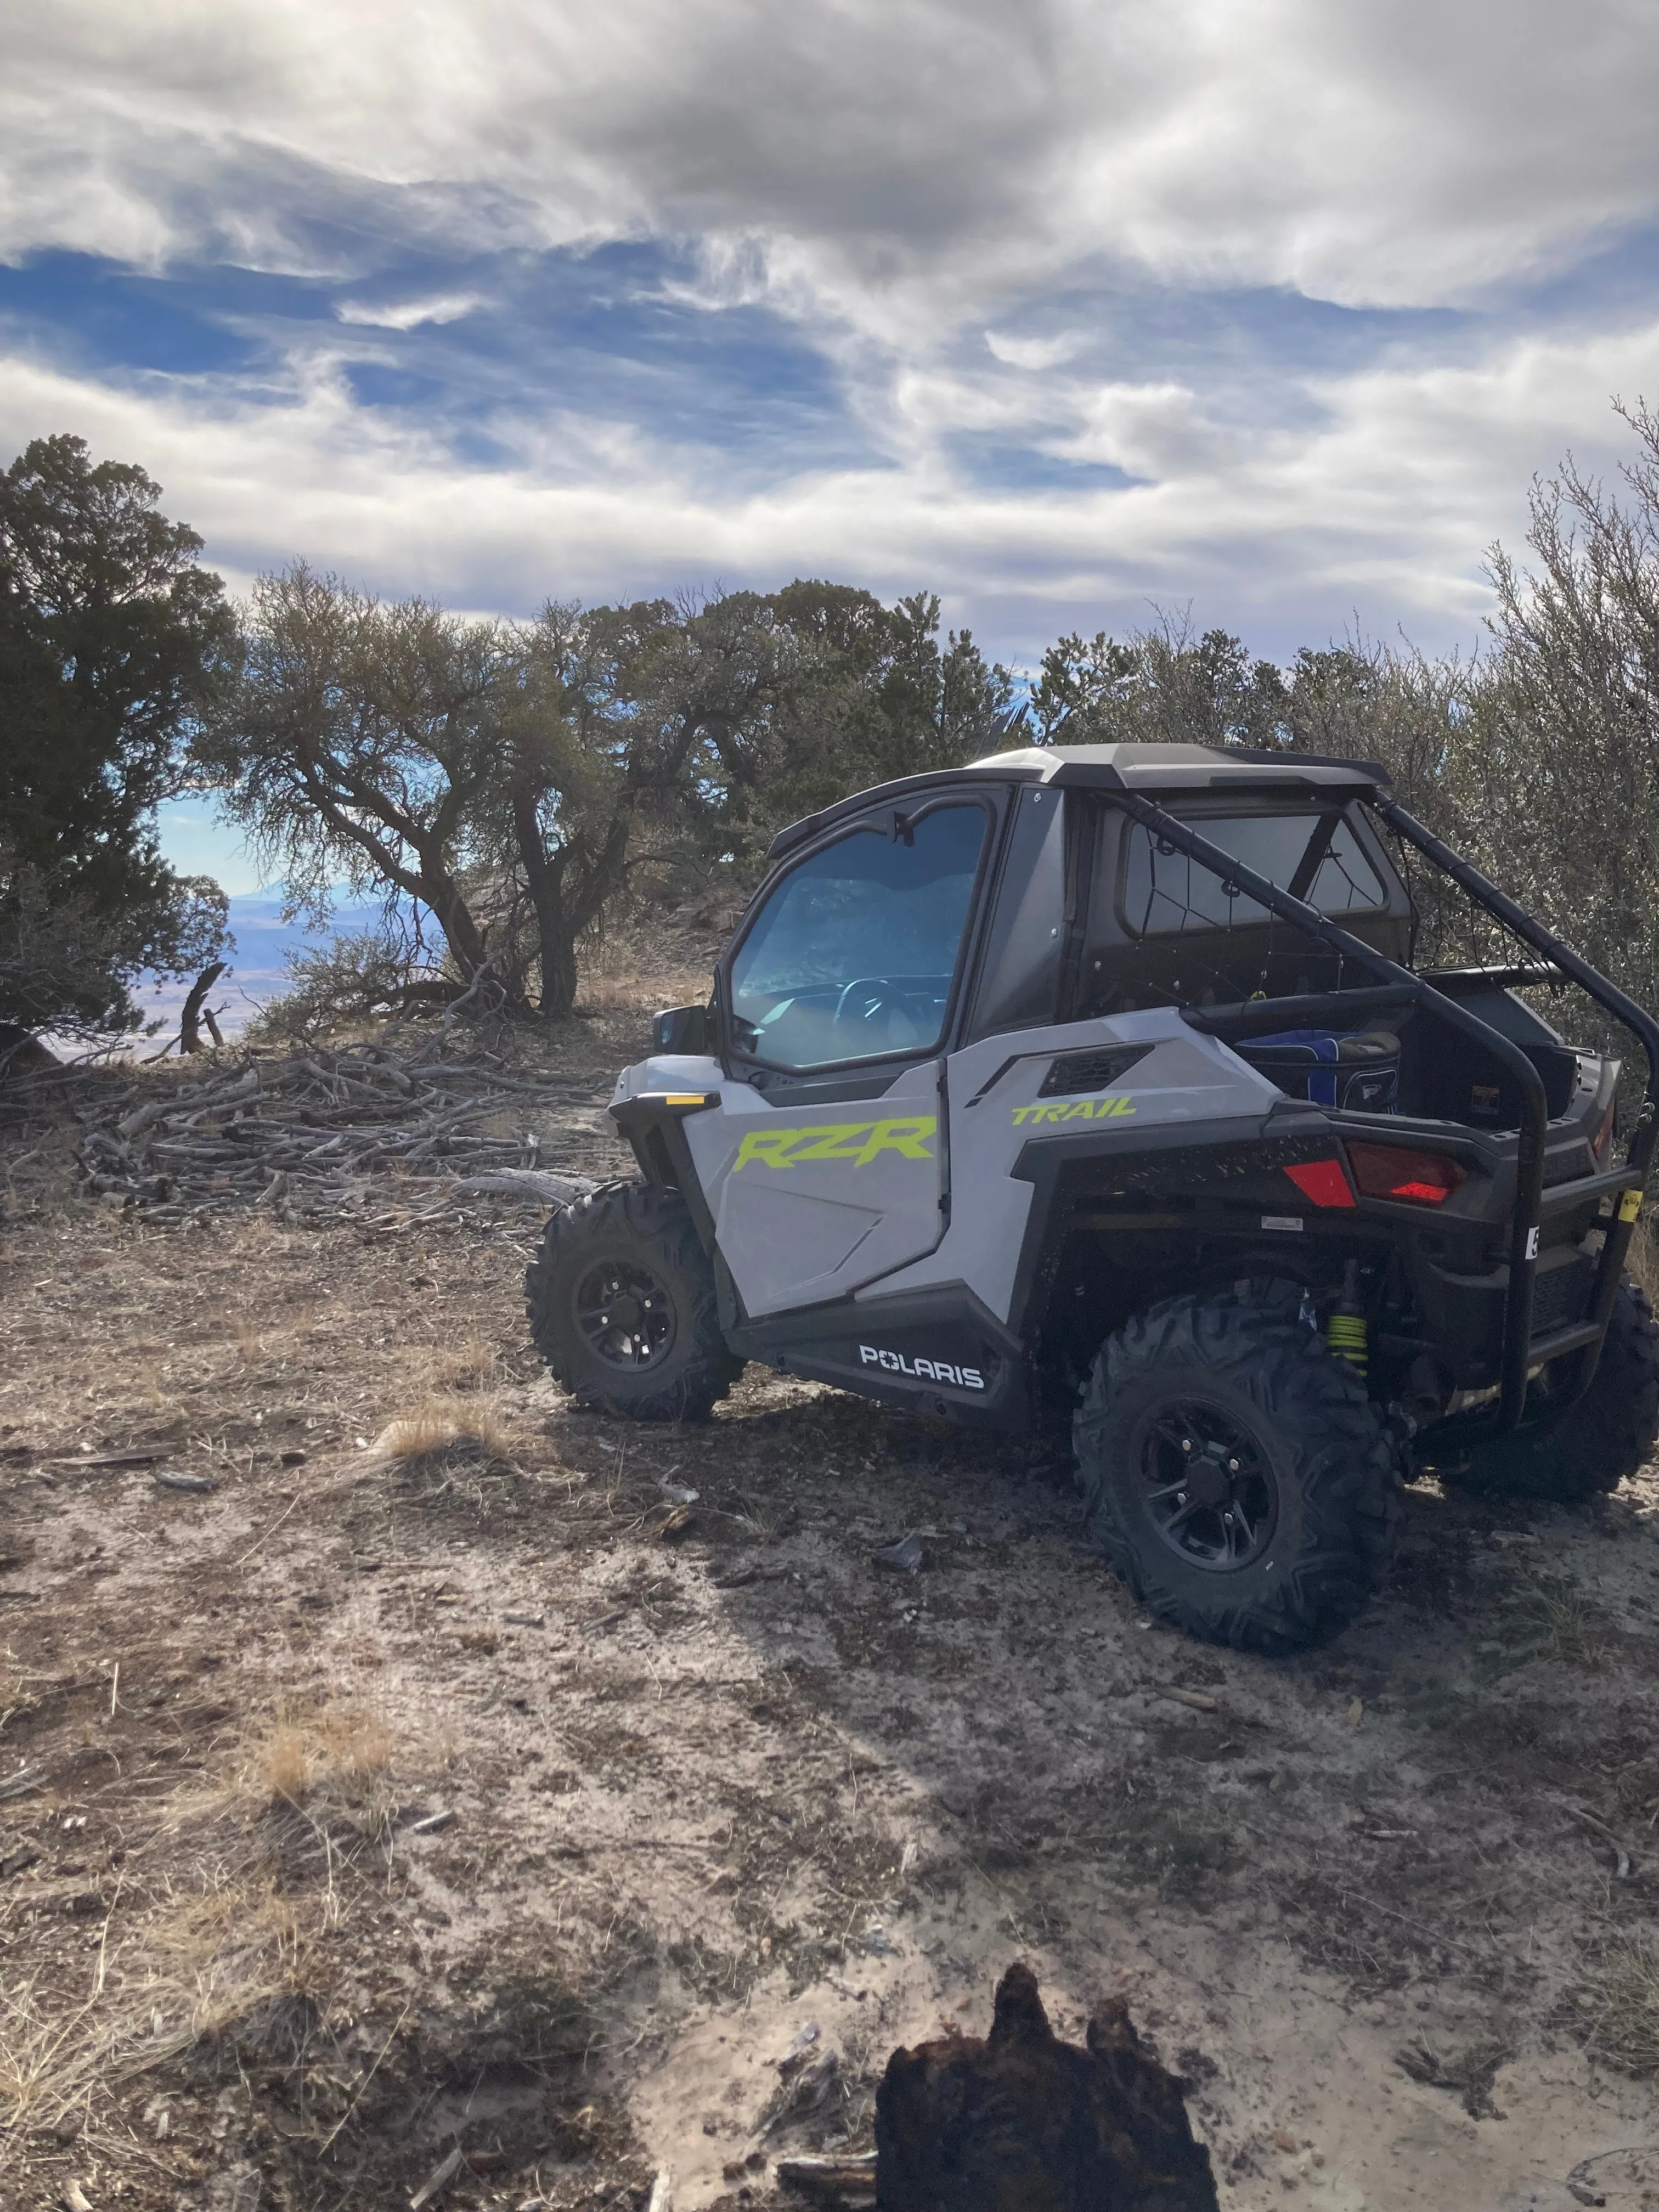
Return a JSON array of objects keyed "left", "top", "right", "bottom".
[
  {"left": 1075, "top": 1289, "right": 1401, "bottom": 1655},
  {"left": 1444, "top": 1278, "right": 1659, "bottom": 1505},
  {"left": 525, "top": 1180, "right": 743, "bottom": 1421}
]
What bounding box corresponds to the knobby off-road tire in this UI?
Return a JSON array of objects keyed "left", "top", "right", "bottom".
[
  {"left": 1075, "top": 1289, "right": 1402, "bottom": 1656},
  {"left": 1447, "top": 1278, "right": 1659, "bottom": 1506},
  {"left": 524, "top": 1179, "right": 743, "bottom": 1421}
]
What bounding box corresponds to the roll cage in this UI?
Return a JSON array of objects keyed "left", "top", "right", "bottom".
[{"left": 1108, "top": 787, "right": 1659, "bottom": 1441}]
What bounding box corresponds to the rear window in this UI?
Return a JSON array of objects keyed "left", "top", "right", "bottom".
[{"left": 1121, "top": 811, "right": 1385, "bottom": 935}]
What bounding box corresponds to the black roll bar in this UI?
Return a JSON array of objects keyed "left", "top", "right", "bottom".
[
  {"left": 1376, "top": 800, "right": 1659, "bottom": 1395},
  {"left": 1110, "top": 789, "right": 1553, "bottom": 1432},
  {"left": 1183, "top": 983, "right": 1420, "bottom": 1041}
]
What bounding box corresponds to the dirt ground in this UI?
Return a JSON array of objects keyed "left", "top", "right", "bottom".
[{"left": 7, "top": 1009, "right": 1659, "bottom": 2212}]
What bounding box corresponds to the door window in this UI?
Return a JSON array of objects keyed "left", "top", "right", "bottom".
[{"left": 729, "top": 804, "right": 988, "bottom": 1070}]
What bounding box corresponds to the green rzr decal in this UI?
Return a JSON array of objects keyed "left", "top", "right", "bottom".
[{"left": 732, "top": 1115, "right": 938, "bottom": 1171}]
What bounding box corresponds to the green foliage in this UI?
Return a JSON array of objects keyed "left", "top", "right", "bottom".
[
  {"left": 199, "top": 563, "right": 510, "bottom": 981},
  {"left": 242, "top": 927, "right": 450, "bottom": 1047},
  {"left": 1478, "top": 399, "right": 1659, "bottom": 1019},
  {"left": 206, "top": 572, "right": 1018, "bottom": 1022},
  {"left": 0, "top": 433, "right": 233, "bottom": 1031},
  {"left": 713, "top": 582, "right": 1015, "bottom": 853},
  {"left": 1030, "top": 615, "right": 1289, "bottom": 750}
]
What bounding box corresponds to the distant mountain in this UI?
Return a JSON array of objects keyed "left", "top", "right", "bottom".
[{"left": 126, "top": 893, "right": 383, "bottom": 1043}]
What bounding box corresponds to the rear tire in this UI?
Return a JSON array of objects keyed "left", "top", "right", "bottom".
[
  {"left": 1075, "top": 1289, "right": 1401, "bottom": 1655},
  {"left": 525, "top": 1180, "right": 743, "bottom": 1421},
  {"left": 1443, "top": 1278, "right": 1659, "bottom": 1505}
]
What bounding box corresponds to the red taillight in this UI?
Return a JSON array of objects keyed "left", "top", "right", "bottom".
[
  {"left": 1347, "top": 1141, "right": 1468, "bottom": 1206},
  {"left": 1283, "top": 1159, "right": 1356, "bottom": 1209},
  {"left": 1593, "top": 1104, "right": 1616, "bottom": 1165}
]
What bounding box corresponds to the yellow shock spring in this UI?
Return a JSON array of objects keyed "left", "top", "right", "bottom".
[{"left": 1327, "top": 1312, "right": 1368, "bottom": 1373}]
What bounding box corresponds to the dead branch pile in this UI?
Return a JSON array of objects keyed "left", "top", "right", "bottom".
[{"left": 51, "top": 1043, "right": 599, "bottom": 1223}]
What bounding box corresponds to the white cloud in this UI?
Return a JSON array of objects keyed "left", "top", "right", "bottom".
[
  {"left": 986, "top": 331, "right": 1084, "bottom": 373},
  {"left": 4, "top": 1, "right": 1658, "bottom": 329},
  {"left": 5, "top": 317, "right": 1652, "bottom": 664},
  {"left": 5, "top": 0, "right": 1658, "bottom": 682},
  {"left": 1048, "top": 382, "right": 1222, "bottom": 478},
  {"left": 335, "top": 291, "right": 485, "bottom": 329}
]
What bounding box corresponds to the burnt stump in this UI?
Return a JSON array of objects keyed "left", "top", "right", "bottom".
[{"left": 873, "top": 1961, "right": 1219, "bottom": 2212}]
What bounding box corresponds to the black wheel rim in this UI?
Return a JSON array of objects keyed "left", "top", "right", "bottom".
[
  {"left": 1135, "top": 1398, "right": 1279, "bottom": 1571},
  {"left": 574, "top": 1259, "right": 676, "bottom": 1370}
]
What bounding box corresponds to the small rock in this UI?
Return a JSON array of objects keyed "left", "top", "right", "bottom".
[{"left": 876, "top": 1536, "right": 924, "bottom": 1574}]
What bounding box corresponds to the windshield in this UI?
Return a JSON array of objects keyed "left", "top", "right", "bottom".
[
  {"left": 729, "top": 803, "right": 988, "bottom": 1069},
  {"left": 1122, "top": 810, "right": 1385, "bottom": 935}
]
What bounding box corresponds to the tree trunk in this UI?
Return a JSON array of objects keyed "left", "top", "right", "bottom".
[
  {"left": 417, "top": 873, "right": 489, "bottom": 983},
  {"left": 179, "top": 961, "right": 228, "bottom": 1053},
  {"left": 511, "top": 769, "right": 580, "bottom": 1015},
  {"left": 538, "top": 923, "right": 580, "bottom": 1017}
]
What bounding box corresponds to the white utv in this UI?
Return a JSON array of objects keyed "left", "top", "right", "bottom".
[{"left": 527, "top": 744, "right": 1659, "bottom": 1654}]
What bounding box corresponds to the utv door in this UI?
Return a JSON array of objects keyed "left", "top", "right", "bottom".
[{"left": 682, "top": 798, "right": 995, "bottom": 1319}]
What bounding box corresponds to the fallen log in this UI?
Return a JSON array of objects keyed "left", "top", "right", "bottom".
[
  {"left": 776, "top": 2152, "right": 877, "bottom": 2203},
  {"left": 444, "top": 1170, "right": 594, "bottom": 1205}
]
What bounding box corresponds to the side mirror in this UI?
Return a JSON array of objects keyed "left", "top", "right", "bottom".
[{"left": 652, "top": 1002, "right": 711, "bottom": 1054}]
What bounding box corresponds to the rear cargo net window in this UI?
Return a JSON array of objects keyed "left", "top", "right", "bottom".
[
  {"left": 729, "top": 803, "right": 988, "bottom": 1070},
  {"left": 1122, "top": 812, "right": 1384, "bottom": 935}
]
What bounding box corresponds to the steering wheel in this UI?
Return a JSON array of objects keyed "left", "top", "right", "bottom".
[{"left": 832, "top": 976, "right": 936, "bottom": 1045}]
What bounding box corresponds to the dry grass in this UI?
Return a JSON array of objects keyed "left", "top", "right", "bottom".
[
  {"left": 436, "top": 1331, "right": 498, "bottom": 1391},
  {"left": 578, "top": 967, "right": 712, "bottom": 1017},
  {"left": 1585, "top": 1933, "right": 1659, "bottom": 2074},
  {"left": 241, "top": 1701, "right": 400, "bottom": 1820},
  {"left": 572, "top": 904, "right": 729, "bottom": 1018},
  {"left": 1626, "top": 1216, "right": 1659, "bottom": 1306},
  {"left": 261, "top": 1719, "right": 310, "bottom": 1799},
  {"left": 371, "top": 1392, "right": 515, "bottom": 1463},
  {"left": 0, "top": 1871, "right": 315, "bottom": 2136},
  {"left": 122, "top": 1881, "right": 312, "bottom": 2058},
  {"left": 1, "top": 1704, "right": 413, "bottom": 2143},
  {"left": 1513, "top": 1577, "right": 1612, "bottom": 1670},
  {"left": 0, "top": 1976, "right": 106, "bottom": 2134}
]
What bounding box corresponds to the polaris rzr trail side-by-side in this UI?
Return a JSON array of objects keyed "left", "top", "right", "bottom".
[{"left": 526, "top": 743, "right": 1659, "bottom": 1654}]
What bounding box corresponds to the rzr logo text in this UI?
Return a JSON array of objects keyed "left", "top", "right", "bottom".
[
  {"left": 859, "top": 1345, "right": 985, "bottom": 1390},
  {"left": 732, "top": 1116, "right": 936, "bottom": 1171}
]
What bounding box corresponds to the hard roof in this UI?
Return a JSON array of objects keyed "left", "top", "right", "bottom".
[{"left": 765, "top": 741, "right": 1390, "bottom": 864}]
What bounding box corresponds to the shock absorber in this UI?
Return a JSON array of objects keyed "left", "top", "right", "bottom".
[{"left": 1327, "top": 1256, "right": 1369, "bottom": 1375}]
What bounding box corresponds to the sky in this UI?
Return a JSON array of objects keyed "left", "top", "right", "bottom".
[{"left": 5, "top": 0, "right": 1659, "bottom": 899}]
